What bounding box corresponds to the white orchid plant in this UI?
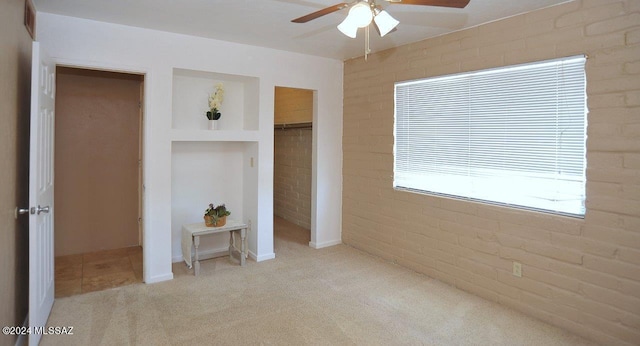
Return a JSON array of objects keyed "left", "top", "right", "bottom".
[{"left": 206, "top": 83, "right": 224, "bottom": 120}]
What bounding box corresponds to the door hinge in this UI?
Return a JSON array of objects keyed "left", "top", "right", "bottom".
[{"left": 138, "top": 217, "right": 142, "bottom": 224}]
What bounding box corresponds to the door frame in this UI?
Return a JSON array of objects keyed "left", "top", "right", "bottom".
[
  {"left": 272, "top": 86, "right": 317, "bottom": 246},
  {"left": 53, "top": 58, "right": 149, "bottom": 281}
]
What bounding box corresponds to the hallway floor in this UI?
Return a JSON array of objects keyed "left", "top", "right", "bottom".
[{"left": 55, "top": 246, "right": 143, "bottom": 298}]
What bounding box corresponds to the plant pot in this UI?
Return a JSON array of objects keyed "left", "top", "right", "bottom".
[
  {"left": 204, "top": 215, "right": 227, "bottom": 227},
  {"left": 208, "top": 119, "right": 218, "bottom": 130}
]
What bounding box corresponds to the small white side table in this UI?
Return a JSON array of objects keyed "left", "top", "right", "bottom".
[{"left": 181, "top": 220, "right": 248, "bottom": 276}]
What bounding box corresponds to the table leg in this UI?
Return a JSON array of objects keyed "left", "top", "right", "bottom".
[
  {"left": 240, "top": 228, "right": 246, "bottom": 266},
  {"left": 228, "top": 230, "right": 233, "bottom": 260},
  {"left": 194, "top": 235, "right": 200, "bottom": 276}
]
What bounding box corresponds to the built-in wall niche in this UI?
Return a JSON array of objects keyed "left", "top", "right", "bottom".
[
  {"left": 170, "top": 141, "right": 258, "bottom": 262},
  {"left": 172, "top": 68, "right": 259, "bottom": 131}
]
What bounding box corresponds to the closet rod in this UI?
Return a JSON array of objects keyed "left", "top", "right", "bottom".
[{"left": 274, "top": 122, "right": 312, "bottom": 130}]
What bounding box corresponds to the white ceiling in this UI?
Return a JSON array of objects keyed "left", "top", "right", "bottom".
[{"left": 33, "top": 0, "right": 571, "bottom": 61}]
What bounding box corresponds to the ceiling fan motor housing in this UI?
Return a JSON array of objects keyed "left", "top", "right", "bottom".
[{"left": 349, "top": 2, "right": 374, "bottom": 28}]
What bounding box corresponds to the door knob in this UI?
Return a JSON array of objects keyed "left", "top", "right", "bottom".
[
  {"left": 15, "top": 207, "right": 30, "bottom": 219},
  {"left": 36, "top": 205, "right": 50, "bottom": 215},
  {"left": 14, "top": 205, "right": 50, "bottom": 218}
]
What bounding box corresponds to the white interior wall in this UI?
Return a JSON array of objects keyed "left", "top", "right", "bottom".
[
  {"left": 36, "top": 12, "right": 343, "bottom": 283},
  {"left": 171, "top": 142, "right": 245, "bottom": 261},
  {"left": 243, "top": 142, "right": 260, "bottom": 257}
]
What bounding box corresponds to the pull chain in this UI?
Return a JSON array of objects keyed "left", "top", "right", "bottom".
[{"left": 364, "top": 25, "right": 371, "bottom": 61}]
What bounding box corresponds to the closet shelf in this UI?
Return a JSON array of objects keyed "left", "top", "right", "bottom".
[{"left": 274, "top": 122, "right": 312, "bottom": 130}]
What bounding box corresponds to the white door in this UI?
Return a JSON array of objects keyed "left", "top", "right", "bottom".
[{"left": 28, "top": 41, "right": 56, "bottom": 346}]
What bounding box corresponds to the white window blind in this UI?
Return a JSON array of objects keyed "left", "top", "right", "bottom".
[{"left": 394, "top": 56, "right": 587, "bottom": 217}]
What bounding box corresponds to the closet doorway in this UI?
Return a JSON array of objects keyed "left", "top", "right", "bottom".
[
  {"left": 273, "top": 86, "right": 314, "bottom": 246},
  {"left": 54, "top": 67, "right": 144, "bottom": 297}
]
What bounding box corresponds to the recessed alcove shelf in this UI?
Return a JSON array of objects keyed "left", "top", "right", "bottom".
[
  {"left": 171, "top": 68, "right": 259, "bottom": 132},
  {"left": 170, "top": 129, "right": 259, "bottom": 142},
  {"left": 170, "top": 67, "right": 261, "bottom": 262}
]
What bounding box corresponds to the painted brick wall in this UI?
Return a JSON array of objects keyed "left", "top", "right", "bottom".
[
  {"left": 342, "top": 1, "right": 640, "bottom": 344},
  {"left": 274, "top": 128, "right": 312, "bottom": 230}
]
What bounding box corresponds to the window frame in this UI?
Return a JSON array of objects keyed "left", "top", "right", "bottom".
[{"left": 393, "top": 55, "right": 587, "bottom": 218}]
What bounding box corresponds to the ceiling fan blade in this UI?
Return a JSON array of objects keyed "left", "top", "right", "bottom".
[
  {"left": 385, "top": 0, "right": 470, "bottom": 8},
  {"left": 291, "top": 3, "right": 350, "bottom": 23}
]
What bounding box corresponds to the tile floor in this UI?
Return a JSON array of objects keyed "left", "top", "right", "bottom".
[
  {"left": 55, "top": 246, "right": 143, "bottom": 298},
  {"left": 56, "top": 217, "right": 305, "bottom": 296}
]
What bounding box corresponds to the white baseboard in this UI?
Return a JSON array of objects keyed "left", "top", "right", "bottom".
[
  {"left": 145, "top": 272, "right": 173, "bottom": 284},
  {"left": 249, "top": 250, "right": 275, "bottom": 262},
  {"left": 309, "top": 239, "right": 342, "bottom": 249}
]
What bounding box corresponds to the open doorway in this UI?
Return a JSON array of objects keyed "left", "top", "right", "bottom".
[
  {"left": 54, "top": 67, "right": 144, "bottom": 297},
  {"left": 273, "top": 86, "right": 314, "bottom": 247}
]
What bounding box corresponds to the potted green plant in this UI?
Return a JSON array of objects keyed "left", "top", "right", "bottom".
[{"left": 204, "top": 203, "right": 231, "bottom": 227}]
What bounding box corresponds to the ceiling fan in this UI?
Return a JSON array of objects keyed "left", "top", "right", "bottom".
[{"left": 291, "top": 0, "right": 470, "bottom": 38}]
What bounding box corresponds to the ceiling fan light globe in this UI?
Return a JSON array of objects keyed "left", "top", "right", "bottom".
[
  {"left": 348, "top": 2, "right": 373, "bottom": 28},
  {"left": 374, "top": 10, "right": 399, "bottom": 37},
  {"left": 337, "top": 17, "right": 358, "bottom": 38}
]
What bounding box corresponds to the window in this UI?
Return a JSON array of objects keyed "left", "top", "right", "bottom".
[{"left": 394, "top": 56, "right": 587, "bottom": 217}]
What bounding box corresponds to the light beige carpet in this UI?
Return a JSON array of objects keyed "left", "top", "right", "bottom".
[{"left": 42, "top": 217, "right": 595, "bottom": 345}]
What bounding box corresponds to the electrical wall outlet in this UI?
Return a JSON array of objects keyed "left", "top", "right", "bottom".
[{"left": 513, "top": 261, "right": 522, "bottom": 277}]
